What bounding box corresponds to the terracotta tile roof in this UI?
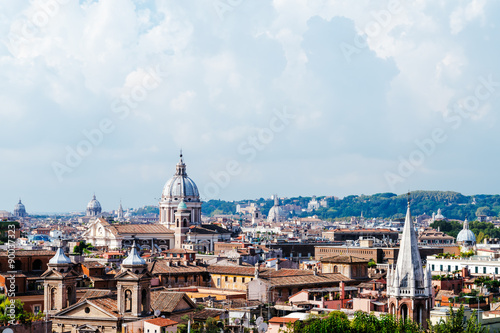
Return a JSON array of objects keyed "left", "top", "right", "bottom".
[
  {"left": 0, "top": 250, "right": 55, "bottom": 257},
  {"left": 113, "top": 224, "right": 175, "bottom": 234},
  {"left": 165, "top": 249, "right": 196, "bottom": 254},
  {"left": 207, "top": 265, "right": 261, "bottom": 276},
  {"left": 149, "top": 261, "right": 206, "bottom": 275},
  {"left": 150, "top": 290, "right": 195, "bottom": 313},
  {"left": 88, "top": 296, "right": 120, "bottom": 317},
  {"left": 269, "top": 317, "right": 299, "bottom": 324},
  {"left": 435, "top": 289, "right": 457, "bottom": 301},
  {"left": 320, "top": 255, "right": 370, "bottom": 264},
  {"left": 264, "top": 273, "right": 352, "bottom": 287},
  {"left": 192, "top": 309, "right": 225, "bottom": 321},
  {"left": 79, "top": 289, "right": 113, "bottom": 301},
  {"left": 145, "top": 318, "right": 178, "bottom": 327},
  {"left": 82, "top": 261, "right": 105, "bottom": 268}
]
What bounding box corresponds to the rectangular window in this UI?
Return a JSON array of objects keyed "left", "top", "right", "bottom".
[
  {"left": 225, "top": 276, "right": 228, "bottom": 282},
  {"left": 496, "top": 268, "right": 498, "bottom": 274},
  {"left": 475, "top": 267, "right": 478, "bottom": 273},
  {"left": 455, "top": 266, "right": 458, "bottom": 271},
  {"left": 278, "top": 289, "right": 282, "bottom": 297},
  {"left": 448, "top": 265, "right": 451, "bottom": 272},
  {"left": 242, "top": 277, "right": 245, "bottom": 283},
  {"left": 484, "top": 267, "right": 486, "bottom": 274},
  {"left": 233, "top": 277, "right": 237, "bottom": 283},
  {"left": 432, "top": 265, "right": 435, "bottom": 271},
  {"left": 440, "top": 265, "right": 443, "bottom": 271},
  {"left": 217, "top": 278, "right": 220, "bottom": 287},
  {"left": 34, "top": 306, "right": 40, "bottom": 314}
]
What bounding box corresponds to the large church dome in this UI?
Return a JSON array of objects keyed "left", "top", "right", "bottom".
[
  {"left": 86, "top": 194, "right": 102, "bottom": 217},
  {"left": 457, "top": 219, "right": 476, "bottom": 245},
  {"left": 267, "top": 195, "right": 285, "bottom": 222},
  {"left": 14, "top": 199, "right": 27, "bottom": 217},
  {"left": 162, "top": 153, "right": 200, "bottom": 201}
]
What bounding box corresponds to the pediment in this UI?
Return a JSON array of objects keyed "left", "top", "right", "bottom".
[
  {"left": 55, "top": 300, "right": 116, "bottom": 319},
  {"left": 115, "top": 269, "right": 153, "bottom": 280}
]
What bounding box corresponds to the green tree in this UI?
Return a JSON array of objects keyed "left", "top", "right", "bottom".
[
  {"left": 205, "top": 317, "right": 220, "bottom": 333},
  {"left": 429, "top": 305, "right": 486, "bottom": 333},
  {"left": 476, "top": 206, "right": 493, "bottom": 217}
]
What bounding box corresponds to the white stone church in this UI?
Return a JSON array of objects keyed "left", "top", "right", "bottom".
[{"left": 82, "top": 153, "right": 230, "bottom": 252}]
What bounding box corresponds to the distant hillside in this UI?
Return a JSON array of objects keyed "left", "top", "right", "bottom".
[{"left": 199, "top": 191, "right": 500, "bottom": 220}]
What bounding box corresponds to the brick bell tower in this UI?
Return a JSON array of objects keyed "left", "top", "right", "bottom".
[
  {"left": 42, "top": 243, "right": 78, "bottom": 318},
  {"left": 387, "top": 193, "right": 432, "bottom": 328}
]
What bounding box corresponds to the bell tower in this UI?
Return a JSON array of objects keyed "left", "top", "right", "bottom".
[
  {"left": 387, "top": 193, "right": 432, "bottom": 328},
  {"left": 42, "top": 243, "right": 78, "bottom": 318},
  {"left": 174, "top": 200, "right": 191, "bottom": 249},
  {"left": 115, "top": 241, "right": 152, "bottom": 317}
]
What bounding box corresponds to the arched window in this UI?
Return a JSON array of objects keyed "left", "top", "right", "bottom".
[
  {"left": 50, "top": 288, "right": 57, "bottom": 310},
  {"left": 333, "top": 265, "right": 338, "bottom": 273},
  {"left": 400, "top": 304, "right": 408, "bottom": 322},
  {"left": 125, "top": 290, "right": 132, "bottom": 312},
  {"left": 141, "top": 289, "right": 148, "bottom": 314},
  {"left": 14, "top": 260, "right": 22, "bottom": 271},
  {"left": 183, "top": 218, "right": 187, "bottom": 227},
  {"left": 176, "top": 219, "right": 179, "bottom": 228},
  {"left": 66, "top": 287, "right": 72, "bottom": 307}
]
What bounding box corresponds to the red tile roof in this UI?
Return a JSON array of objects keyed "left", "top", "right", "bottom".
[
  {"left": 269, "top": 317, "right": 299, "bottom": 324},
  {"left": 145, "top": 318, "right": 178, "bottom": 327}
]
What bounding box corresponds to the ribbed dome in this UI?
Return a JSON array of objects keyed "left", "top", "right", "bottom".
[
  {"left": 162, "top": 154, "right": 200, "bottom": 200},
  {"left": 15, "top": 199, "right": 25, "bottom": 211},
  {"left": 14, "top": 199, "right": 27, "bottom": 217},
  {"left": 457, "top": 219, "right": 476, "bottom": 244},
  {"left": 87, "top": 195, "right": 101, "bottom": 209},
  {"left": 87, "top": 194, "right": 102, "bottom": 216}
]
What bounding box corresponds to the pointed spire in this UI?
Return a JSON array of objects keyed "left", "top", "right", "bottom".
[
  {"left": 49, "top": 240, "right": 72, "bottom": 265},
  {"left": 389, "top": 192, "right": 426, "bottom": 296},
  {"left": 122, "top": 239, "right": 146, "bottom": 267}
]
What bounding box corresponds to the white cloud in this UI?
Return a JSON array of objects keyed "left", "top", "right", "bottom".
[{"left": 1, "top": 0, "right": 500, "bottom": 211}]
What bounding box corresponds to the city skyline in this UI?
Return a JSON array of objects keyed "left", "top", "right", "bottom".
[{"left": 2, "top": 1, "right": 500, "bottom": 212}]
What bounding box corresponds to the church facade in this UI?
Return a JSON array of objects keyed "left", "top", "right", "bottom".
[{"left": 83, "top": 153, "right": 227, "bottom": 251}]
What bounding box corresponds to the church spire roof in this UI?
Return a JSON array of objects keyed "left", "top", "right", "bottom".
[
  {"left": 122, "top": 240, "right": 146, "bottom": 267},
  {"left": 391, "top": 193, "right": 426, "bottom": 294}
]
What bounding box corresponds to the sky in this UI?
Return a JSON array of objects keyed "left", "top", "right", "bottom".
[{"left": 1, "top": 0, "right": 500, "bottom": 213}]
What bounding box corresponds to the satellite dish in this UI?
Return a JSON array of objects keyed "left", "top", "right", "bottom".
[
  {"left": 154, "top": 309, "right": 161, "bottom": 317},
  {"left": 256, "top": 317, "right": 264, "bottom": 326},
  {"left": 234, "top": 318, "right": 241, "bottom": 325},
  {"left": 258, "top": 323, "right": 268, "bottom": 332}
]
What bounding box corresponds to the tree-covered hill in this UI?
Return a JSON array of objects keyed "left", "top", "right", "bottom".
[
  {"left": 130, "top": 191, "right": 500, "bottom": 220},
  {"left": 200, "top": 191, "right": 500, "bottom": 220}
]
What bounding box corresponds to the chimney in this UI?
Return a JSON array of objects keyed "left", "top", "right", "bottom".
[
  {"left": 313, "top": 267, "right": 317, "bottom": 276},
  {"left": 275, "top": 260, "right": 280, "bottom": 271},
  {"left": 462, "top": 266, "right": 468, "bottom": 278}
]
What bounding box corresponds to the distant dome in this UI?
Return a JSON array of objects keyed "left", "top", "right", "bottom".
[
  {"left": 267, "top": 195, "right": 285, "bottom": 222},
  {"left": 86, "top": 194, "right": 102, "bottom": 217},
  {"left": 14, "top": 199, "right": 27, "bottom": 218},
  {"left": 457, "top": 219, "right": 476, "bottom": 245},
  {"left": 162, "top": 154, "right": 200, "bottom": 200}
]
